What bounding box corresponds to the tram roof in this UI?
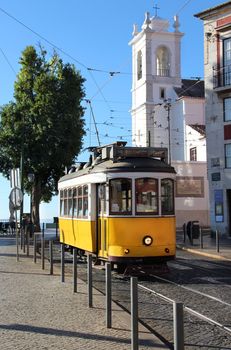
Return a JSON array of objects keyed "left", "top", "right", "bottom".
[{"left": 59, "top": 143, "right": 175, "bottom": 183}]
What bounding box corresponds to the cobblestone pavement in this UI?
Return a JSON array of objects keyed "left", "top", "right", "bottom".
[
  {"left": 0, "top": 239, "right": 167, "bottom": 350},
  {"left": 176, "top": 230, "right": 231, "bottom": 261}
]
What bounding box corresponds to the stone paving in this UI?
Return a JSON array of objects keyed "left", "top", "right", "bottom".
[
  {"left": 176, "top": 230, "right": 231, "bottom": 261},
  {"left": 0, "top": 239, "right": 167, "bottom": 350}
]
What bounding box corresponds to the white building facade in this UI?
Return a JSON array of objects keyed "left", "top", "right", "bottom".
[
  {"left": 129, "top": 12, "right": 210, "bottom": 227},
  {"left": 196, "top": 1, "right": 231, "bottom": 235}
]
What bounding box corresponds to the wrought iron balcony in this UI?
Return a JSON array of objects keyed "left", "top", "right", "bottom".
[{"left": 213, "top": 64, "right": 231, "bottom": 89}]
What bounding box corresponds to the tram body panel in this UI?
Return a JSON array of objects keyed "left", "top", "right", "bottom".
[
  {"left": 59, "top": 218, "right": 96, "bottom": 252},
  {"left": 106, "top": 216, "right": 175, "bottom": 259}
]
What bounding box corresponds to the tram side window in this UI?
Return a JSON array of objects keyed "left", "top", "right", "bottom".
[
  {"left": 77, "top": 187, "right": 83, "bottom": 217},
  {"left": 68, "top": 188, "right": 73, "bottom": 216},
  {"left": 83, "top": 185, "right": 88, "bottom": 217},
  {"left": 60, "top": 190, "right": 64, "bottom": 216},
  {"left": 98, "top": 184, "right": 106, "bottom": 215},
  {"left": 73, "top": 188, "right": 77, "bottom": 217},
  {"left": 64, "top": 189, "right": 68, "bottom": 216},
  {"left": 161, "top": 179, "right": 174, "bottom": 215},
  {"left": 135, "top": 178, "right": 158, "bottom": 214},
  {"left": 76, "top": 185, "right": 89, "bottom": 218},
  {"left": 109, "top": 178, "right": 132, "bottom": 215}
]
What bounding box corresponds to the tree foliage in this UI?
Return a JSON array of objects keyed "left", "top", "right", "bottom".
[{"left": 0, "top": 45, "right": 86, "bottom": 228}]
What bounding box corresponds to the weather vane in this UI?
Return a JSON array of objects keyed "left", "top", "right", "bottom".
[{"left": 153, "top": 3, "right": 160, "bottom": 17}]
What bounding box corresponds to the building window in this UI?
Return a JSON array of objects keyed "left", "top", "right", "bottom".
[
  {"left": 224, "top": 97, "right": 231, "bottom": 121},
  {"left": 225, "top": 144, "right": 231, "bottom": 168},
  {"left": 156, "top": 46, "right": 170, "bottom": 77},
  {"left": 190, "top": 147, "right": 197, "bottom": 161},
  {"left": 224, "top": 38, "right": 231, "bottom": 86},
  {"left": 137, "top": 50, "right": 142, "bottom": 80},
  {"left": 160, "top": 87, "right": 166, "bottom": 99}
]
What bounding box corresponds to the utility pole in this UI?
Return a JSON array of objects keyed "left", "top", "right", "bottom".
[{"left": 164, "top": 98, "right": 172, "bottom": 165}]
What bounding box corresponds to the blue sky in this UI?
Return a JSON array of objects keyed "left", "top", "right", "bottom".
[{"left": 0, "top": 0, "right": 226, "bottom": 220}]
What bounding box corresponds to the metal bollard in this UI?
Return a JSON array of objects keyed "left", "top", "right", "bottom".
[
  {"left": 61, "top": 243, "right": 65, "bottom": 282},
  {"left": 216, "top": 230, "right": 220, "bottom": 253},
  {"left": 26, "top": 229, "right": 29, "bottom": 256},
  {"left": 23, "top": 228, "right": 26, "bottom": 253},
  {"left": 73, "top": 248, "right": 77, "bottom": 293},
  {"left": 20, "top": 228, "right": 23, "bottom": 250},
  {"left": 87, "top": 254, "right": 93, "bottom": 308},
  {"left": 33, "top": 234, "right": 37, "bottom": 263},
  {"left": 200, "top": 227, "right": 203, "bottom": 249},
  {"left": 41, "top": 226, "right": 45, "bottom": 270},
  {"left": 49, "top": 240, "right": 53, "bottom": 275},
  {"left": 55, "top": 220, "right": 58, "bottom": 239},
  {"left": 173, "top": 302, "right": 184, "bottom": 350},
  {"left": 190, "top": 224, "right": 193, "bottom": 246},
  {"left": 131, "top": 277, "right": 138, "bottom": 350},
  {"left": 106, "top": 262, "right": 112, "bottom": 328}
]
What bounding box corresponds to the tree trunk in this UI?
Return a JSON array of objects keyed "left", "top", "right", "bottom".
[{"left": 32, "top": 178, "right": 42, "bottom": 232}]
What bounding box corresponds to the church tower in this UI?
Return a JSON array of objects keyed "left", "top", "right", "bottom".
[{"left": 129, "top": 11, "right": 184, "bottom": 161}]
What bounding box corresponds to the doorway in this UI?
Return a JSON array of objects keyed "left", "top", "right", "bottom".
[{"left": 97, "top": 184, "right": 108, "bottom": 258}]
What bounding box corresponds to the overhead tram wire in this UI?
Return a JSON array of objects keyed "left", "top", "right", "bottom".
[
  {"left": 0, "top": 4, "right": 205, "bottom": 146},
  {"left": 0, "top": 47, "right": 17, "bottom": 76},
  {"left": 84, "top": 99, "right": 101, "bottom": 146},
  {"left": 176, "top": 0, "right": 193, "bottom": 15},
  {"left": 0, "top": 7, "right": 88, "bottom": 70}
]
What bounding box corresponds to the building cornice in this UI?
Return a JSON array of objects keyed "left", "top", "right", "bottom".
[{"left": 195, "top": 1, "right": 231, "bottom": 20}]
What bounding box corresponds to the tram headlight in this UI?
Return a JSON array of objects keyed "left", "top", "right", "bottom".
[{"left": 143, "top": 235, "right": 153, "bottom": 246}]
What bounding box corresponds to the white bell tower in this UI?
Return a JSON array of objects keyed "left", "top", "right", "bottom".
[{"left": 129, "top": 11, "right": 184, "bottom": 160}]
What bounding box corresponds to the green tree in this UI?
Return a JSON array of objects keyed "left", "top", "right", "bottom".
[{"left": 0, "top": 45, "right": 85, "bottom": 230}]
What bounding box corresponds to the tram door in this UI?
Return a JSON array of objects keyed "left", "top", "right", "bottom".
[{"left": 97, "top": 184, "right": 108, "bottom": 258}]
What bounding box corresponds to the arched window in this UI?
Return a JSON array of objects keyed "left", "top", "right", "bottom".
[
  {"left": 156, "top": 46, "right": 170, "bottom": 77},
  {"left": 137, "top": 50, "right": 142, "bottom": 80}
]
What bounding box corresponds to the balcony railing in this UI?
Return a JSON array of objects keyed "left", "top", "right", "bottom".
[
  {"left": 213, "top": 64, "right": 231, "bottom": 89},
  {"left": 157, "top": 68, "right": 170, "bottom": 77}
]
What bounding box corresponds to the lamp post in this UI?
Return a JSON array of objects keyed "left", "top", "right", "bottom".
[
  {"left": 28, "top": 173, "right": 35, "bottom": 236},
  {"left": 164, "top": 98, "right": 172, "bottom": 165}
]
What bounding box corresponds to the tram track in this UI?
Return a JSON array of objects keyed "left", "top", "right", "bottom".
[
  {"left": 74, "top": 260, "right": 231, "bottom": 349},
  {"left": 140, "top": 276, "right": 231, "bottom": 335}
]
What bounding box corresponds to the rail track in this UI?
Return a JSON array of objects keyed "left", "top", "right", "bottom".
[{"left": 72, "top": 253, "right": 231, "bottom": 349}]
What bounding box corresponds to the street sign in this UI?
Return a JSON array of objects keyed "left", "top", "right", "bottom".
[{"left": 9, "top": 187, "right": 23, "bottom": 210}]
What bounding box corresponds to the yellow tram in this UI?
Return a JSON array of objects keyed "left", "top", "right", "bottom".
[{"left": 58, "top": 142, "right": 176, "bottom": 270}]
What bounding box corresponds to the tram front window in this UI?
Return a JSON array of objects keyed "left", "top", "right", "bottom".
[
  {"left": 135, "top": 178, "right": 158, "bottom": 214},
  {"left": 161, "top": 179, "right": 174, "bottom": 215},
  {"left": 109, "top": 178, "right": 132, "bottom": 215}
]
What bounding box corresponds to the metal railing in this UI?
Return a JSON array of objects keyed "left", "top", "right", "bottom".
[{"left": 213, "top": 64, "right": 231, "bottom": 89}]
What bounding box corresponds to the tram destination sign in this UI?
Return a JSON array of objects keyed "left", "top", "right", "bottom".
[{"left": 114, "top": 146, "right": 168, "bottom": 162}]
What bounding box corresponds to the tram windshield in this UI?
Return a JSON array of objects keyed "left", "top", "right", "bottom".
[
  {"left": 161, "top": 179, "right": 174, "bottom": 214},
  {"left": 108, "top": 177, "right": 174, "bottom": 216},
  {"left": 109, "top": 178, "right": 132, "bottom": 214},
  {"left": 135, "top": 178, "right": 158, "bottom": 214}
]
